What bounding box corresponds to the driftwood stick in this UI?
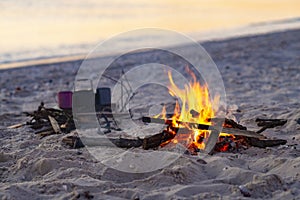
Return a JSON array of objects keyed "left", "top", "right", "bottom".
[
  {"left": 7, "top": 123, "right": 25, "bottom": 129},
  {"left": 246, "top": 137, "right": 287, "bottom": 148},
  {"left": 34, "top": 127, "right": 53, "bottom": 134},
  {"left": 255, "top": 118, "right": 287, "bottom": 133},
  {"left": 256, "top": 118, "right": 287, "bottom": 122},
  {"left": 80, "top": 137, "right": 143, "bottom": 148},
  {"left": 39, "top": 130, "right": 55, "bottom": 138},
  {"left": 256, "top": 119, "right": 287, "bottom": 127}
]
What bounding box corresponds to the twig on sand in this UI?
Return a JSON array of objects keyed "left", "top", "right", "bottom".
[
  {"left": 255, "top": 118, "right": 287, "bottom": 133},
  {"left": 7, "top": 123, "right": 26, "bottom": 129}
]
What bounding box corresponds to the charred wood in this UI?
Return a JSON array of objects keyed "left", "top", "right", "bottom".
[
  {"left": 246, "top": 137, "right": 287, "bottom": 148},
  {"left": 255, "top": 118, "right": 287, "bottom": 133}
]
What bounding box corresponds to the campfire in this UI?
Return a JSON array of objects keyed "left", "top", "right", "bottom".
[
  {"left": 13, "top": 67, "right": 288, "bottom": 154},
  {"left": 141, "top": 69, "right": 287, "bottom": 154},
  {"left": 148, "top": 69, "right": 230, "bottom": 152}
]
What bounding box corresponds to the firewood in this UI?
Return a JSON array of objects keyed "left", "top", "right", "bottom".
[
  {"left": 208, "top": 118, "right": 247, "bottom": 130},
  {"left": 142, "top": 117, "right": 264, "bottom": 139},
  {"left": 34, "top": 127, "right": 53, "bottom": 134},
  {"left": 255, "top": 118, "right": 287, "bottom": 133},
  {"left": 48, "top": 115, "right": 61, "bottom": 134},
  {"left": 80, "top": 137, "right": 143, "bottom": 148},
  {"left": 39, "top": 130, "right": 55, "bottom": 138},
  {"left": 221, "top": 128, "right": 265, "bottom": 139},
  {"left": 25, "top": 102, "right": 76, "bottom": 133},
  {"left": 62, "top": 135, "right": 85, "bottom": 148},
  {"left": 7, "top": 123, "right": 25, "bottom": 129},
  {"left": 255, "top": 118, "right": 287, "bottom": 122},
  {"left": 142, "top": 130, "right": 175, "bottom": 150},
  {"left": 246, "top": 137, "right": 287, "bottom": 148},
  {"left": 142, "top": 116, "right": 210, "bottom": 130},
  {"left": 189, "top": 109, "right": 247, "bottom": 130}
]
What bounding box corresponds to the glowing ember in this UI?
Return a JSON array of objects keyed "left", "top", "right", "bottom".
[{"left": 154, "top": 67, "right": 232, "bottom": 151}]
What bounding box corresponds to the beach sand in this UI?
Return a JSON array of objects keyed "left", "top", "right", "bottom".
[{"left": 0, "top": 29, "right": 300, "bottom": 199}]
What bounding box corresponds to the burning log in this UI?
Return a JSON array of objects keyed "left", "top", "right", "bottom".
[
  {"left": 141, "top": 116, "right": 264, "bottom": 139},
  {"left": 208, "top": 117, "right": 247, "bottom": 130},
  {"left": 22, "top": 102, "right": 288, "bottom": 153},
  {"left": 190, "top": 109, "right": 247, "bottom": 130},
  {"left": 143, "top": 130, "right": 175, "bottom": 150},
  {"left": 141, "top": 116, "right": 288, "bottom": 153},
  {"left": 142, "top": 116, "right": 210, "bottom": 130}
]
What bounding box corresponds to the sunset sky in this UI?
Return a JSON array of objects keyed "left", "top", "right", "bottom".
[{"left": 1, "top": 0, "right": 300, "bottom": 52}]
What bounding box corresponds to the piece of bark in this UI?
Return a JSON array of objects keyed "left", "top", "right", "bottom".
[
  {"left": 246, "top": 137, "right": 287, "bottom": 148},
  {"left": 39, "top": 130, "right": 55, "bottom": 138},
  {"left": 34, "top": 127, "right": 53, "bottom": 134},
  {"left": 62, "top": 135, "right": 85, "bottom": 148},
  {"left": 48, "top": 115, "right": 61, "bottom": 134}
]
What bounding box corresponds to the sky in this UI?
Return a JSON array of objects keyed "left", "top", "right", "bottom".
[{"left": 1, "top": 0, "right": 300, "bottom": 57}]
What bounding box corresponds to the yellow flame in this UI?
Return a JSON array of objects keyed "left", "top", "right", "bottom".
[{"left": 155, "top": 68, "right": 222, "bottom": 149}]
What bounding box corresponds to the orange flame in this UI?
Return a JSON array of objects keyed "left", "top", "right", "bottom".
[{"left": 155, "top": 68, "right": 221, "bottom": 150}]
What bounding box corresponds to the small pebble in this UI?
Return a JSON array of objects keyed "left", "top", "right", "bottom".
[
  {"left": 196, "top": 158, "right": 207, "bottom": 164},
  {"left": 239, "top": 185, "right": 251, "bottom": 197},
  {"left": 62, "top": 185, "right": 67, "bottom": 191},
  {"left": 129, "top": 164, "right": 135, "bottom": 169},
  {"left": 15, "top": 87, "right": 21, "bottom": 91}
]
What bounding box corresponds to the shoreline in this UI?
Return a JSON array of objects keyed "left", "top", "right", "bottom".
[{"left": 1, "top": 26, "right": 300, "bottom": 71}]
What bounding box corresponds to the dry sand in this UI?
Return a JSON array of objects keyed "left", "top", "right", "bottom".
[{"left": 0, "top": 29, "right": 300, "bottom": 199}]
